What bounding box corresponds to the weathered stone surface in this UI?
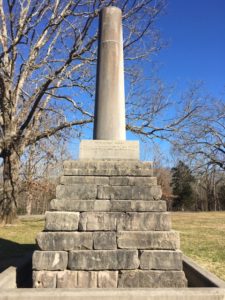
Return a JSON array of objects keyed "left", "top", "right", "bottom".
[
  {"left": 56, "top": 271, "right": 118, "bottom": 288},
  {"left": 50, "top": 199, "right": 111, "bottom": 212},
  {"left": 78, "top": 212, "right": 170, "bottom": 231},
  {"left": 63, "top": 160, "right": 152, "bottom": 170},
  {"left": 60, "top": 176, "right": 109, "bottom": 185},
  {"left": 111, "top": 200, "right": 167, "bottom": 212},
  {"left": 93, "top": 232, "right": 117, "bottom": 249},
  {"left": 56, "top": 184, "right": 97, "bottom": 200},
  {"left": 97, "top": 185, "right": 162, "bottom": 200},
  {"left": 68, "top": 250, "right": 139, "bottom": 270},
  {"left": 117, "top": 231, "right": 180, "bottom": 250},
  {"left": 50, "top": 199, "right": 167, "bottom": 212},
  {"left": 33, "top": 271, "right": 56, "bottom": 288},
  {"left": 57, "top": 271, "right": 77, "bottom": 288},
  {"left": 92, "top": 7, "right": 125, "bottom": 141},
  {"left": 117, "top": 212, "right": 171, "bottom": 231},
  {"left": 140, "top": 250, "right": 183, "bottom": 270},
  {"left": 80, "top": 141, "right": 139, "bottom": 160},
  {"left": 64, "top": 168, "right": 153, "bottom": 176},
  {"left": 45, "top": 212, "right": 79, "bottom": 231},
  {"left": 33, "top": 251, "right": 68, "bottom": 271},
  {"left": 57, "top": 271, "right": 97, "bottom": 288},
  {"left": 79, "top": 212, "right": 121, "bottom": 231},
  {"left": 98, "top": 271, "right": 118, "bottom": 288},
  {"left": 109, "top": 176, "right": 157, "bottom": 186},
  {"left": 36, "top": 232, "right": 93, "bottom": 251},
  {"left": 118, "top": 270, "right": 187, "bottom": 288},
  {"left": 63, "top": 160, "right": 153, "bottom": 177}
]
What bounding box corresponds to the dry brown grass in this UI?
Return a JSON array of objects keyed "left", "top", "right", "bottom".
[{"left": 172, "top": 211, "right": 225, "bottom": 281}]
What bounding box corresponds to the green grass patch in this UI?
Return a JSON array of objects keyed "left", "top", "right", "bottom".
[{"left": 0, "top": 212, "right": 224, "bottom": 281}]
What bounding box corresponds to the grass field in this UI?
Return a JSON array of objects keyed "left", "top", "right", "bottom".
[
  {"left": 171, "top": 212, "right": 225, "bottom": 281},
  {"left": 0, "top": 212, "right": 225, "bottom": 281}
]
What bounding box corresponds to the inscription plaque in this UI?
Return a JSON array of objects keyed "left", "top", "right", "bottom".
[{"left": 79, "top": 140, "right": 139, "bottom": 160}]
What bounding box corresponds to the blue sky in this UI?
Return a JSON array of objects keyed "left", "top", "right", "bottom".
[
  {"left": 156, "top": 0, "right": 225, "bottom": 96},
  {"left": 72, "top": 0, "right": 225, "bottom": 161}
]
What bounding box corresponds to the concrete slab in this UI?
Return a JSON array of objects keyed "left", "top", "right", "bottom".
[{"left": 0, "top": 288, "right": 225, "bottom": 299}]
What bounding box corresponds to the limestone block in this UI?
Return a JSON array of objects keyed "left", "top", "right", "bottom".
[
  {"left": 68, "top": 250, "right": 139, "bottom": 270},
  {"left": 117, "top": 231, "right": 180, "bottom": 250},
  {"left": 109, "top": 176, "right": 157, "bottom": 186},
  {"left": 117, "top": 212, "right": 171, "bottom": 231},
  {"left": 93, "top": 232, "right": 117, "bottom": 249},
  {"left": 64, "top": 168, "right": 153, "bottom": 176},
  {"left": 36, "top": 232, "right": 93, "bottom": 251},
  {"left": 98, "top": 271, "right": 118, "bottom": 288},
  {"left": 50, "top": 199, "right": 111, "bottom": 212},
  {"left": 118, "top": 270, "right": 187, "bottom": 288},
  {"left": 63, "top": 160, "right": 153, "bottom": 177},
  {"left": 57, "top": 271, "right": 97, "bottom": 288},
  {"left": 32, "top": 251, "right": 68, "bottom": 271},
  {"left": 56, "top": 184, "right": 97, "bottom": 200},
  {"left": 50, "top": 199, "right": 167, "bottom": 212},
  {"left": 60, "top": 176, "right": 109, "bottom": 185},
  {"left": 57, "top": 271, "right": 77, "bottom": 288},
  {"left": 45, "top": 211, "right": 79, "bottom": 231},
  {"left": 97, "top": 185, "right": 162, "bottom": 200},
  {"left": 63, "top": 160, "right": 152, "bottom": 170},
  {"left": 140, "top": 250, "right": 183, "bottom": 270},
  {"left": 33, "top": 271, "right": 56, "bottom": 288},
  {"left": 57, "top": 271, "right": 118, "bottom": 288},
  {"left": 79, "top": 212, "right": 122, "bottom": 231},
  {"left": 110, "top": 200, "right": 167, "bottom": 212}
]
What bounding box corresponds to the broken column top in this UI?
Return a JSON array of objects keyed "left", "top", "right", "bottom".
[
  {"left": 93, "top": 6, "right": 126, "bottom": 141},
  {"left": 80, "top": 7, "right": 139, "bottom": 160}
]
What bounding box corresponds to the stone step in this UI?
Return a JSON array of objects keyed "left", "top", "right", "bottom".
[
  {"left": 45, "top": 212, "right": 79, "bottom": 231},
  {"left": 64, "top": 168, "right": 153, "bottom": 176},
  {"left": 50, "top": 199, "right": 167, "bottom": 212},
  {"left": 33, "top": 270, "right": 118, "bottom": 288},
  {"left": 140, "top": 250, "right": 183, "bottom": 270},
  {"left": 109, "top": 176, "right": 157, "bottom": 186},
  {"left": 33, "top": 251, "right": 68, "bottom": 271},
  {"left": 79, "top": 212, "right": 171, "bottom": 231},
  {"left": 68, "top": 250, "right": 139, "bottom": 270},
  {"left": 97, "top": 185, "right": 162, "bottom": 200},
  {"left": 60, "top": 176, "right": 157, "bottom": 186},
  {"left": 37, "top": 231, "right": 117, "bottom": 251},
  {"left": 56, "top": 184, "right": 162, "bottom": 200},
  {"left": 57, "top": 270, "right": 118, "bottom": 288},
  {"left": 56, "top": 184, "right": 97, "bottom": 200},
  {"left": 117, "top": 231, "right": 180, "bottom": 250},
  {"left": 63, "top": 160, "right": 153, "bottom": 170},
  {"left": 60, "top": 176, "right": 109, "bottom": 185},
  {"left": 36, "top": 232, "right": 93, "bottom": 251},
  {"left": 118, "top": 270, "right": 187, "bottom": 288}
]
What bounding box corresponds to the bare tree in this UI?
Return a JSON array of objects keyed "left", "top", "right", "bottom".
[
  {"left": 172, "top": 84, "right": 225, "bottom": 171},
  {"left": 0, "top": 0, "right": 168, "bottom": 224}
]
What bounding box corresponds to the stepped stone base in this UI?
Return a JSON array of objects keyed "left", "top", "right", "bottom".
[{"left": 33, "top": 158, "right": 187, "bottom": 288}]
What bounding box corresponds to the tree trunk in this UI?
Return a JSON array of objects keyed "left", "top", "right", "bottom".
[{"left": 0, "top": 150, "right": 20, "bottom": 224}]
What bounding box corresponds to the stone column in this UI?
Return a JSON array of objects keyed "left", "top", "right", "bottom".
[{"left": 93, "top": 6, "right": 126, "bottom": 140}]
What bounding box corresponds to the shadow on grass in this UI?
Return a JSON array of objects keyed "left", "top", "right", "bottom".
[{"left": 0, "top": 238, "right": 36, "bottom": 287}]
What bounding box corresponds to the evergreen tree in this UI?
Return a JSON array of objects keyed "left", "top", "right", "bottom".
[{"left": 171, "top": 161, "right": 195, "bottom": 210}]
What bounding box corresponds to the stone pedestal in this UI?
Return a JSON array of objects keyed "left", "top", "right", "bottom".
[{"left": 33, "top": 158, "right": 187, "bottom": 288}]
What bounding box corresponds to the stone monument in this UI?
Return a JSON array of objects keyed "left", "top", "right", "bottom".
[{"left": 32, "top": 6, "right": 187, "bottom": 288}]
